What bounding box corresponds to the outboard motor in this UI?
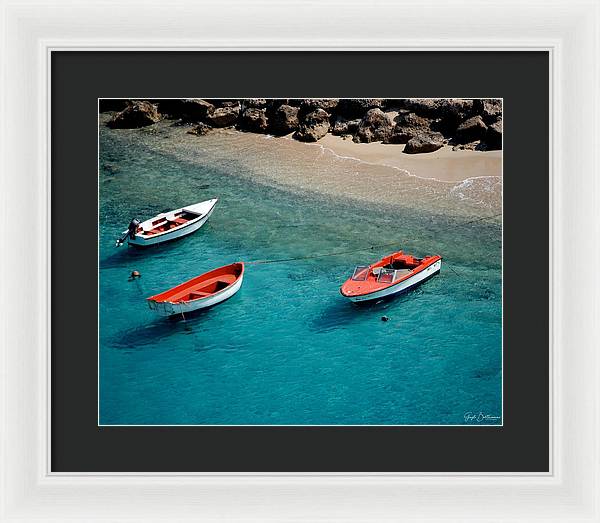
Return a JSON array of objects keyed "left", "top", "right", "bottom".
[{"left": 115, "top": 218, "right": 141, "bottom": 247}]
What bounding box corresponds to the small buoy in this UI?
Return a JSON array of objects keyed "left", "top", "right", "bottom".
[
  {"left": 129, "top": 270, "right": 141, "bottom": 280},
  {"left": 381, "top": 315, "right": 389, "bottom": 322}
]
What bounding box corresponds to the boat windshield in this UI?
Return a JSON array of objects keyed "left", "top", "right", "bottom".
[
  {"left": 377, "top": 268, "right": 396, "bottom": 283},
  {"left": 351, "top": 266, "right": 370, "bottom": 281}
]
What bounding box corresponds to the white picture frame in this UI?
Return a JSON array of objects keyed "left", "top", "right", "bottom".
[{"left": 1, "top": 0, "right": 598, "bottom": 521}]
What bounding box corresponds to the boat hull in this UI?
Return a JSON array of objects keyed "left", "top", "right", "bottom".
[
  {"left": 127, "top": 199, "right": 217, "bottom": 247},
  {"left": 344, "top": 259, "right": 441, "bottom": 303},
  {"left": 148, "top": 271, "right": 244, "bottom": 317}
]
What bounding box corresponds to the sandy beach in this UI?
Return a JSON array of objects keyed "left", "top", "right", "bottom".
[
  {"left": 316, "top": 134, "right": 502, "bottom": 183},
  {"left": 100, "top": 111, "right": 502, "bottom": 217},
  {"left": 206, "top": 130, "right": 504, "bottom": 216},
  {"left": 103, "top": 97, "right": 503, "bottom": 186}
]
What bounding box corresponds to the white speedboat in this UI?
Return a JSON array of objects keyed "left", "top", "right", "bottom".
[
  {"left": 116, "top": 198, "right": 218, "bottom": 247},
  {"left": 340, "top": 251, "right": 442, "bottom": 303}
]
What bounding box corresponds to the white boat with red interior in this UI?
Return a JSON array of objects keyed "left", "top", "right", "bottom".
[
  {"left": 115, "top": 198, "right": 218, "bottom": 247},
  {"left": 147, "top": 262, "right": 244, "bottom": 316},
  {"left": 340, "top": 251, "right": 442, "bottom": 303}
]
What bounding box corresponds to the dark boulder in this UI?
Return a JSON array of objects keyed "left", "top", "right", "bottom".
[
  {"left": 187, "top": 122, "right": 213, "bottom": 136},
  {"left": 294, "top": 108, "right": 330, "bottom": 142},
  {"left": 269, "top": 104, "right": 300, "bottom": 135},
  {"left": 395, "top": 111, "right": 431, "bottom": 130},
  {"left": 452, "top": 142, "right": 479, "bottom": 151},
  {"left": 404, "top": 98, "right": 474, "bottom": 125},
  {"left": 156, "top": 99, "right": 214, "bottom": 121},
  {"left": 238, "top": 107, "right": 269, "bottom": 132},
  {"left": 331, "top": 116, "right": 361, "bottom": 136},
  {"left": 261, "top": 99, "right": 303, "bottom": 110},
  {"left": 283, "top": 99, "right": 304, "bottom": 107},
  {"left": 455, "top": 115, "right": 488, "bottom": 144},
  {"left": 431, "top": 99, "right": 475, "bottom": 136},
  {"left": 220, "top": 100, "right": 241, "bottom": 109},
  {"left": 204, "top": 99, "right": 241, "bottom": 108},
  {"left": 354, "top": 108, "right": 394, "bottom": 143},
  {"left": 99, "top": 99, "right": 128, "bottom": 113},
  {"left": 384, "top": 130, "right": 413, "bottom": 144},
  {"left": 264, "top": 99, "right": 281, "bottom": 113},
  {"left": 473, "top": 99, "right": 502, "bottom": 124},
  {"left": 443, "top": 98, "right": 474, "bottom": 119},
  {"left": 107, "top": 101, "right": 161, "bottom": 129},
  {"left": 206, "top": 104, "right": 240, "bottom": 127},
  {"left": 241, "top": 99, "right": 268, "bottom": 109},
  {"left": 298, "top": 99, "right": 338, "bottom": 118},
  {"left": 383, "top": 112, "right": 431, "bottom": 144},
  {"left": 484, "top": 118, "right": 503, "bottom": 150},
  {"left": 380, "top": 99, "right": 411, "bottom": 111},
  {"left": 264, "top": 99, "right": 302, "bottom": 112},
  {"left": 336, "top": 99, "right": 383, "bottom": 119},
  {"left": 403, "top": 131, "right": 445, "bottom": 154},
  {"left": 404, "top": 99, "right": 442, "bottom": 118}
]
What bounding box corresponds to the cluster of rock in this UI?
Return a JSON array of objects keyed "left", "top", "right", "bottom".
[{"left": 102, "top": 98, "right": 502, "bottom": 154}]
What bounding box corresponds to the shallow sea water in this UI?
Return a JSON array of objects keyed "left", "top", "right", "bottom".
[{"left": 99, "top": 117, "right": 502, "bottom": 425}]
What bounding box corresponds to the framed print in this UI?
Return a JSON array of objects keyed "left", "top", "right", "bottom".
[
  {"left": 98, "top": 94, "right": 504, "bottom": 429},
  {"left": 52, "top": 51, "right": 547, "bottom": 474},
  {"left": 2, "top": 1, "right": 599, "bottom": 522}
]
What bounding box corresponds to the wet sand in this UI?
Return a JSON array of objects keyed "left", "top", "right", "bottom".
[
  {"left": 316, "top": 134, "right": 502, "bottom": 183},
  {"left": 215, "top": 130, "right": 503, "bottom": 216}
]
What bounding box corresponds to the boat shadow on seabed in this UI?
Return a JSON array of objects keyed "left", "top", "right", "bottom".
[
  {"left": 100, "top": 233, "right": 197, "bottom": 270},
  {"left": 110, "top": 308, "right": 214, "bottom": 351},
  {"left": 110, "top": 286, "right": 248, "bottom": 351},
  {"left": 310, "top": 286, "right": 427, "bottom": 333}
]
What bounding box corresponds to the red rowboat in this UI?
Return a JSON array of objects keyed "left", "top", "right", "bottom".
[
  {"left": 340, "top": 251, "right": 442, "bottom": 303},
  {"left": 147, "top": 262, "right": 244, "bottom": 316}
]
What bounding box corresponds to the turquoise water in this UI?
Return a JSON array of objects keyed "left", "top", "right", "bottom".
[{"left": 99, "top": 117, "right": 502, "bottom": 425}]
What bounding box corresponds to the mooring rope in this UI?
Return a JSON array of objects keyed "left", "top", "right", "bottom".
[
  {"left": 109, "top": 213, "right": 502, "bottom": 276},
  {"left": 445, "top": 264, "right": 466, "bottom": 277},
  {"left": 245, "top": 212, "right": 502, "bottom": 267},
  {"left": 245, "top": 242, "right": 401, "bottom": 266},
  {"left": 459, "top": 212, "right": 502, "bottom": 227}
]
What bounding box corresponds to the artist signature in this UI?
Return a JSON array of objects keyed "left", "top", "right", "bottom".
[{"left": 464, "top": 412, "right": 501, "bottom": 423}]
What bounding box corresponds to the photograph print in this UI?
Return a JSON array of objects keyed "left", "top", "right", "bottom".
[{"left": 99, "top": 98, "right": 502, "bottom": 426}]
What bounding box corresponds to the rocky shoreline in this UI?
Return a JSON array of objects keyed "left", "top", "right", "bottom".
[{"left": 100, "top": 98, "right": 502, "bottom": 155}]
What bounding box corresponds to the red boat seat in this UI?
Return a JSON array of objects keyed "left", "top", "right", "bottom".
[
  {"left": 188, "top": 291, "right": 210, "bottom": 299},
  {"left": 166, "top": 275, "right": 237, "bottom": 303}
]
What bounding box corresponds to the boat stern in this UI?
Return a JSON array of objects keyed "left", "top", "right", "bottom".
[{"left": 147, "top": 299, "right": 176, "bottom": 316}]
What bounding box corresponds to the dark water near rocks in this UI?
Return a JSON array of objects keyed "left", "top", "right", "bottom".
[{"left": 99, "top": 117, "right": 502, "bottom": 425}]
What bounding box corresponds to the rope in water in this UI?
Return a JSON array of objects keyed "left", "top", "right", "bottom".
[
  {"left": 245, "top": 212, "right": 502, "bottom": 267},
  {"left": 245, "top": 242, "right": 401, "bottom": 265},
  {"left": 105, "top": 213, "right": 501, "bottom": 274},
  {"left": 247, "top": 246, "right": 466, "bottom": 279},
  {"left": 444, "top": 212, "right": 502, "bottom": 277},
  {"left": 459, "top": 212, "right": 502, "bottom": 227}
]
